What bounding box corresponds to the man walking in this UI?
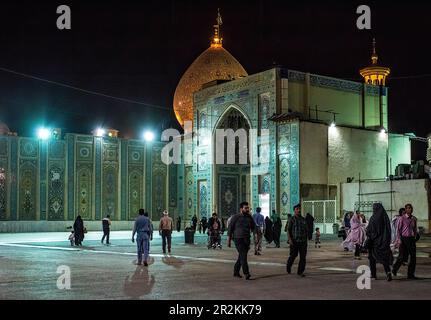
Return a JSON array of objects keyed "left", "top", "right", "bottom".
[
  {"left": 159, "top": 210, "right": 174, "bottom": 254},
  {"left": 286, "top": 204, "right": 308, "bottom": 277},
  {"left": 101, "top": 214, "right": 111, "bottom": 245},
  {"left": 253, "top": 207, "right": 265, "bottom": 255},
  {"left": 392, "top": 203, "right": 419, "bottom": 279},
  {"left": 132, "top": 209, "right": 153, "bottom": 266},
  {"left": 228, "top": 202, "right": 256, "bottom": 280}
]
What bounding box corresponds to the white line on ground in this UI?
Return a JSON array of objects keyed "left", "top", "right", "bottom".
[
  {"left": 1, "top": 243, "right": 381, "bottom": 274},
  {"left": 0, "top": 242, "right": 287, "bottom": 267}
]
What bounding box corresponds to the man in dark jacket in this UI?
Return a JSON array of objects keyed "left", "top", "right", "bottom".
[
  {"left": 286, "top": 204, "right": 308, "bottom": 277},
  {"left": 201, "top": 216, "right": 208, "bottom": 234},
  {"left": 228, "top": 202, "right": 256, "bottom": 280},
  {"left": 101, "top": 214, "right": 111, "bottom": 245}
]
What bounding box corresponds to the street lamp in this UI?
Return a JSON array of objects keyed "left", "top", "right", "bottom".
[
  {"left": 37, "top": 127, "right": 51, "bottom": 140},
  {"left": 143, "top": 130, "right": 155, "bottom": 142},
  {"left": 94, "top": 128, "right": 106, "bottom": 137}
]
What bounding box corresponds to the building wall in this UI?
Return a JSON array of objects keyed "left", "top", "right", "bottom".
[
  {"left": 299, "top": 121, "right": 328, "bottom": 186},
  {"left": 284, "top": 70, "right": 385, "bottom": 129},
  {"left": 0, "top": 134, "right": 171, "bottom": 232},
  {"left": 328, "top": 126, "right": 388, "bottom": 185},
  {"left": 389, "top": 134, "right": 411, "bottom": 174},
  {"left": 309, "top": 86, "right": 362, "bottom": 127},
  {"left": 341, "top": 179, "right": 430, "bottom": 232}
]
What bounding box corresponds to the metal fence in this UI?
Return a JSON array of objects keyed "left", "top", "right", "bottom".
[{"left": 302, "top": 200, "right": 337, "bottom": 234}]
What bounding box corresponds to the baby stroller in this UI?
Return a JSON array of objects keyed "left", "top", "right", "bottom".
[{"left": 207, "top": 229, "right": 222, "bottom": 249}]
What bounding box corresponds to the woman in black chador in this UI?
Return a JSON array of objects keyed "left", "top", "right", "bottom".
[
  {"left": 305, "top": 213, "right": 315, "bottom": 241},
  {"left": 365, "top": 203, "right": 393, "bottom": 281},
  {"left": 176, "top": 216, "right": 181, "bottom": 232},
  {"left": 73, "top": 215, "right": 85, "bottom": 246},
  {"left": 264, "top": 216, "right": 273, "bottom": 244}
]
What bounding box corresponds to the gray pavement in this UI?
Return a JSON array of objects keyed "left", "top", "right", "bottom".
[{"left": 0, "top": 231, "right": 430, "bottom": 300}]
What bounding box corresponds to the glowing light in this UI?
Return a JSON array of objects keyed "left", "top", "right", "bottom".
[
  {"left": 37, "top": 128, "right": 51, "bottom": 140},
  {"left": 330, "top": 122, "right": 336, "bottom": 128},
  {"left": 94, "top": 128, "right": 106, "bottom": 137},
  {"left": 143, "top": 131, "right": 155, "bottom": 142},
  {"left": 380, "top": 128, "right": 386, "bottom": 134}
]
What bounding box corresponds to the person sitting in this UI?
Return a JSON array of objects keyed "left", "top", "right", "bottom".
[{"left": 207, "top": 213, "right": 222, "bottom": 248}]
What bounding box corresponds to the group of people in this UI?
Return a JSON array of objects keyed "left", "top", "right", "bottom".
[
  {"left": 227, "top": 202, "right": 312, "bottom": 279},
  {"left": 227, "top": 201, "right": 420, "bottom": 281},
  {"left": 70, "top": 200, "right": 420, "bottom": 281},
  {"left": 132, "top": 209, "right": 175, "bottom": 265},
  {"left": 341, "top": 203, "right": 419, "bottom": 281},
  {"left": 261, "top": 210, "right": 283, "bottom": 248}
]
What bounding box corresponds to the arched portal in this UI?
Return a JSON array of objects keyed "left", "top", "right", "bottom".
[{"left": 212, "top": 106, "right": 251, "bottom": 219}]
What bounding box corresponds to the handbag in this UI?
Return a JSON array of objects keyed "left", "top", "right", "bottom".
[{"left": 415, "top": 232, "right": 420, "bottom": 242}]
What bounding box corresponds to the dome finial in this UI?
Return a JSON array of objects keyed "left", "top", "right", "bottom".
[
  {"left": 211, "top": 8, "right": 223, "bottom": 48},
  {"left": 371, "top": 37, "right": 378, "bottom": 65},
  {"left": 359, "top": 37, "right": 390, "bottom": 86}
]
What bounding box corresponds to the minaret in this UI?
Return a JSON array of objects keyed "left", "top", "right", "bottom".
[
  {"left": 210, "top": 8, "right": 223, "bottom": 48},
  {"left": 359, "top": 38, "right": 391, "bottom": 85}
]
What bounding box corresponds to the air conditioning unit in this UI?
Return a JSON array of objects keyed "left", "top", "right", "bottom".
[{"left": 395, "top": 164, "right": 411, "bottom": 177}]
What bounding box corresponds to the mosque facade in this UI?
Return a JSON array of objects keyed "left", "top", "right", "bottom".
[{"left": 0, "top": 13, "right": 412, "bottom": 232}]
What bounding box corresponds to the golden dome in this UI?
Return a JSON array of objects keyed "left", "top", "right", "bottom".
[{"left": 173, "top": 10, "right": 248, "bottom": 126}]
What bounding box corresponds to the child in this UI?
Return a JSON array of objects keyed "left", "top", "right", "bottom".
[
  {"left": 69, "top": 230, "right": 75, "bottom": 246},
  {"left": 315, "top": 227, "right": 321, "bottom": 248}
]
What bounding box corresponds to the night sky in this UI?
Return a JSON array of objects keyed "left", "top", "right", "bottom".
[{"left": 0, "top": 0, "right": 430, "bottom": 159}]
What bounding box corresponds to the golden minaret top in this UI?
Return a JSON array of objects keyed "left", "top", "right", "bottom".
[
  {"left": 359, "top": 38, "right": 391, "bottom": 86},
  {"left": 211, "top": 8, "right": 223, "bottom": 48}
]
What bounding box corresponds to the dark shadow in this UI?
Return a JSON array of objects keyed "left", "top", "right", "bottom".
[
  {"left": 162, "top": 255, "right": 185, "bottom": 269},
  {"left": 147, "top": 256, "right": 155, "bottom": 265},
  {"left": 123, "top": 265, "right": 155, "bottom": 299},
  {"left": 131, "top": 256, "right": 155, "bottom": 266},
  {"left": 393, "top": 277, "right": 431, "bottom": 281}
]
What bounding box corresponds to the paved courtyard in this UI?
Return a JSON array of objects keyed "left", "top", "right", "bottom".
[{"left": 0, "top": 231, "right": 430, "bottom": 300}]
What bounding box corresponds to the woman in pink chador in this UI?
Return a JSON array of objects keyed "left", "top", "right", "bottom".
[{"left": 342, "top": 211, "right": 366, "bottom": 259}]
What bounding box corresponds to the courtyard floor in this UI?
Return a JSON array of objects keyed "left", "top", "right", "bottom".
[{"left": 0, "top": 231, "right": 430, "bottom": 300}]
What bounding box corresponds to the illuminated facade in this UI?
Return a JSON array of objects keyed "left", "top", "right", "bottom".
[{"left": 0, "top": 16, "right": 415, "bottom": 232}]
